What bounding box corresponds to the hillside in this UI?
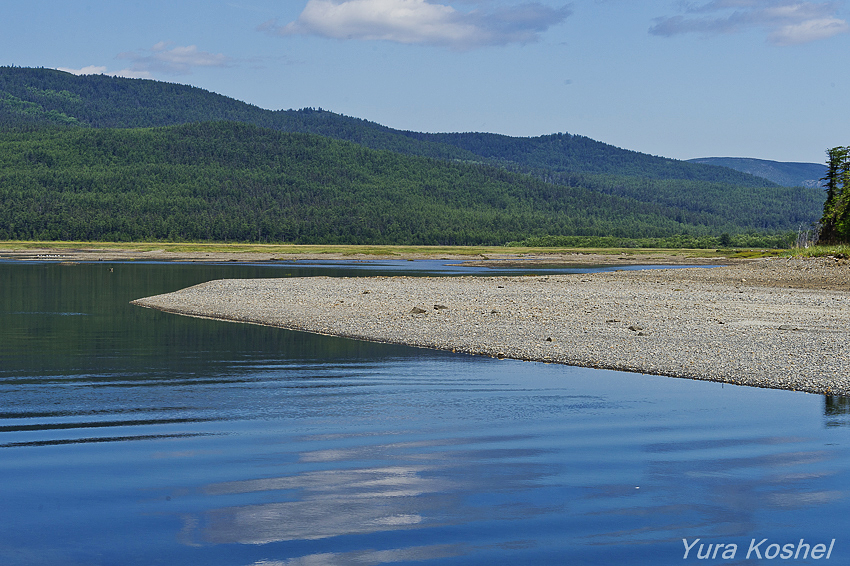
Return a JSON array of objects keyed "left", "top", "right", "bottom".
[
  {"left": 402, "top": 131, "right": 778, "bottom": 186},
  {"left": 0, "top": 66, "right": 828, "bottom": 245},
  {"left": 0, "top": 122, "right": 695, "bottom": 244},
  {"left": 688, "top": 157, "right": 826, "bottom": 188},
  {"left": 1, "top": 66, "right": 776, "bottom": 187},
  {"left": 0, "top": 122, "right": 816, "bottom": 244}
]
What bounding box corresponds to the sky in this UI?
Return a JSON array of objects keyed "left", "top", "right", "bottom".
[{"left": 2, "top": 0, "right": 849, "bottom": 163}]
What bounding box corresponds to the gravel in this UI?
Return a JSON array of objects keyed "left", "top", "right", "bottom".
[{"left": 132, "top": 257, "right": 850, "bottom": 396}]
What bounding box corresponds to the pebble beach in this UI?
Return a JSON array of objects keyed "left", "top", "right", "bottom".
[{"left": 132, "top": 257, "right": 850, "bottom": 395}]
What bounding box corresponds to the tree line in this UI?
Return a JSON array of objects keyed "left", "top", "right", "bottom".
[
  {"left": 0, "top": 122, "right": 807, "bottom": 245},
  {"left": 0, "top": 66, "right": 830, "bottom": 248},
  {"left": 820, "top": 146, "right": 850, "bottom": 243}
]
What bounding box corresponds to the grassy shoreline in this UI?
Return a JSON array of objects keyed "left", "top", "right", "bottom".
[
  {"left": 792, "top": 244, "right": 850, "bottom": 258},
  {"left": 0, "top": 240, "right": 784, "bottom": 262},
  {"left": 3, "top": 240, "right": 845, "bottom": 264}
]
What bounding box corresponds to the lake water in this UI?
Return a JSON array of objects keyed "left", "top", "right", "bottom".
[{"left": 1, "top": 260, "right": 848, "bottom": 565}]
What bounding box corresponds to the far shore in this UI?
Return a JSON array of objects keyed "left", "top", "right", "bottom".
[
  {"left": 131, "top": 257, "right": 850, "bottom": 396},
  {"left": 0, "top": 242, "right": 769, "bottom": 268}
]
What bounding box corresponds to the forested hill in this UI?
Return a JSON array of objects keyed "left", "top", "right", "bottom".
[
  {"left": 687, "top": 157, "right": 826, "bottom": 188},
  {"left": 0, "top": 66, "right": 828, "bottom": 245},
  {"left": 0, "top": 122, "right": 706, "bottom": 243},
  {"left": 1, "top": 66, "right": 773, "bottom": 188},
  {"left": 0, "top": 67, "right": 480, "bottom": 162},
  {"left": 398, "top": 131, "right": 776, "bottom": 186},
  {"left": 0, "top": 122, "right": 820, "bottom": 244}
]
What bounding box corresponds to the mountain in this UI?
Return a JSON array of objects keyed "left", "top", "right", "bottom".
[
  {"left": 0, "top": 66, "right": 828, "bottom": 245},
  {"left": 0, "top": 122, "right": 726, "bottom": 244},
  {"left": 687, "top": 157, "right": 826, "bottom": 188},
  {"left": 1, "top": 66, "right": 775, "bottom": 188},
  {"left": 401, "top": 132, "right": 780, "bottom": 187}
]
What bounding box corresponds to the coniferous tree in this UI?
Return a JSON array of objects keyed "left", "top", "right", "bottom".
[{"left": 820, "top": 146, "right": 850, "bottom": 242}]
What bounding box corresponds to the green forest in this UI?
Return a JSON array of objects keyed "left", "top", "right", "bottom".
[
  {"left": 0, "top": 67, "right": 780, "bottom": 185},
  {"left": 0, "top": 66, "right": 828, "bottom": 246}
]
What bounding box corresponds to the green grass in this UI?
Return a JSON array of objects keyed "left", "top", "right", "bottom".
[
  {"left": 0, "top": 240, "right": 760, "bottom": 259},
  {"left": 786, "top": 244, "right": 850, "bottom": 258},
  {"left": 718, "top": 248, "right": 789, "bottom": 258}
]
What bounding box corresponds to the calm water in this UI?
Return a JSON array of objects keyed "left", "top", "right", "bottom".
[{"left": 1, "top": 261, "right": 848, "bottom": 565}]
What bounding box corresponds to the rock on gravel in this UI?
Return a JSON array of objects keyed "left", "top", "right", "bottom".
[{"left": 131, "top": 258, "right": 850, "bottom": 396}]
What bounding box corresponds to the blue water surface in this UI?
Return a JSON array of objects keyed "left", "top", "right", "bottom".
[{"left": 0, "top": 260, "right": 847, "bottom": 565}]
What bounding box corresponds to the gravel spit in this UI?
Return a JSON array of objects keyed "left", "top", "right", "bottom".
[{"left": 132, "top": 257, "right": 850, "bottom": 396}]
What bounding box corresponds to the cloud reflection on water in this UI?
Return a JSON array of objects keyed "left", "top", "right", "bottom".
[
  {"left": 247, "top": 543, "right": 470, "bottom": 566},
  {"left": 172, "top": 416, "right": 850, "bottom": 561},
  {"left": 181, "top": 434, "right": 559, "bottom": 548}
]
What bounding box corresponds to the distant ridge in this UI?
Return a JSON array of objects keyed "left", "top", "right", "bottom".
[
  {"left": 0, "top": 66, "right": 775, "bottom": 188},
  {"left": 0, "top": 66, "right": 829, "bottom": 245},
  {"left": 688, "top": 157, "right": 826, "bottom": 188}
]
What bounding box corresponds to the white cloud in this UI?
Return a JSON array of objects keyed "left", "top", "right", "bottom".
[
  {"left": 768, "top": 15, "right": 850, "bottom": 44},
  {"left": 112, "top": 69, "right": 156, "bottom": 79},
  {"left": 56, "top": 65, "right": 109, "bottom": 76},
  {"left": 56, "top": 43, "right": 233, "bottom": 81},
  {"left": 261, "top": 0, "right": 572, "bottom": 49},
  {"left": 56, "top": 65, "right": 154, "bottom": 79},
  {"left": 650, "top": 0, "right": 849, "bottom": 44},
  {"left": 117, "top": 42, "right": 233, "bottom": 75}
]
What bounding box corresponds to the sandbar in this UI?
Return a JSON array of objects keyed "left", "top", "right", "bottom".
[{"left": 132, "top": 257, "right": 850, "bottom": 396}]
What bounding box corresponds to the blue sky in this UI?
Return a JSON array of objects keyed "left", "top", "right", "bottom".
[{"left": 3, "top": 0, "right": 849, "bottom": 163}]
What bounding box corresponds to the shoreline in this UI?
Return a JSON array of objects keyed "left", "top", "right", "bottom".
[
  {"left": 1, "top": 243, "right": 747, "bottom": 267},
  {"left": 132, "top": 257, "right": 850, "bottom": 396}
]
